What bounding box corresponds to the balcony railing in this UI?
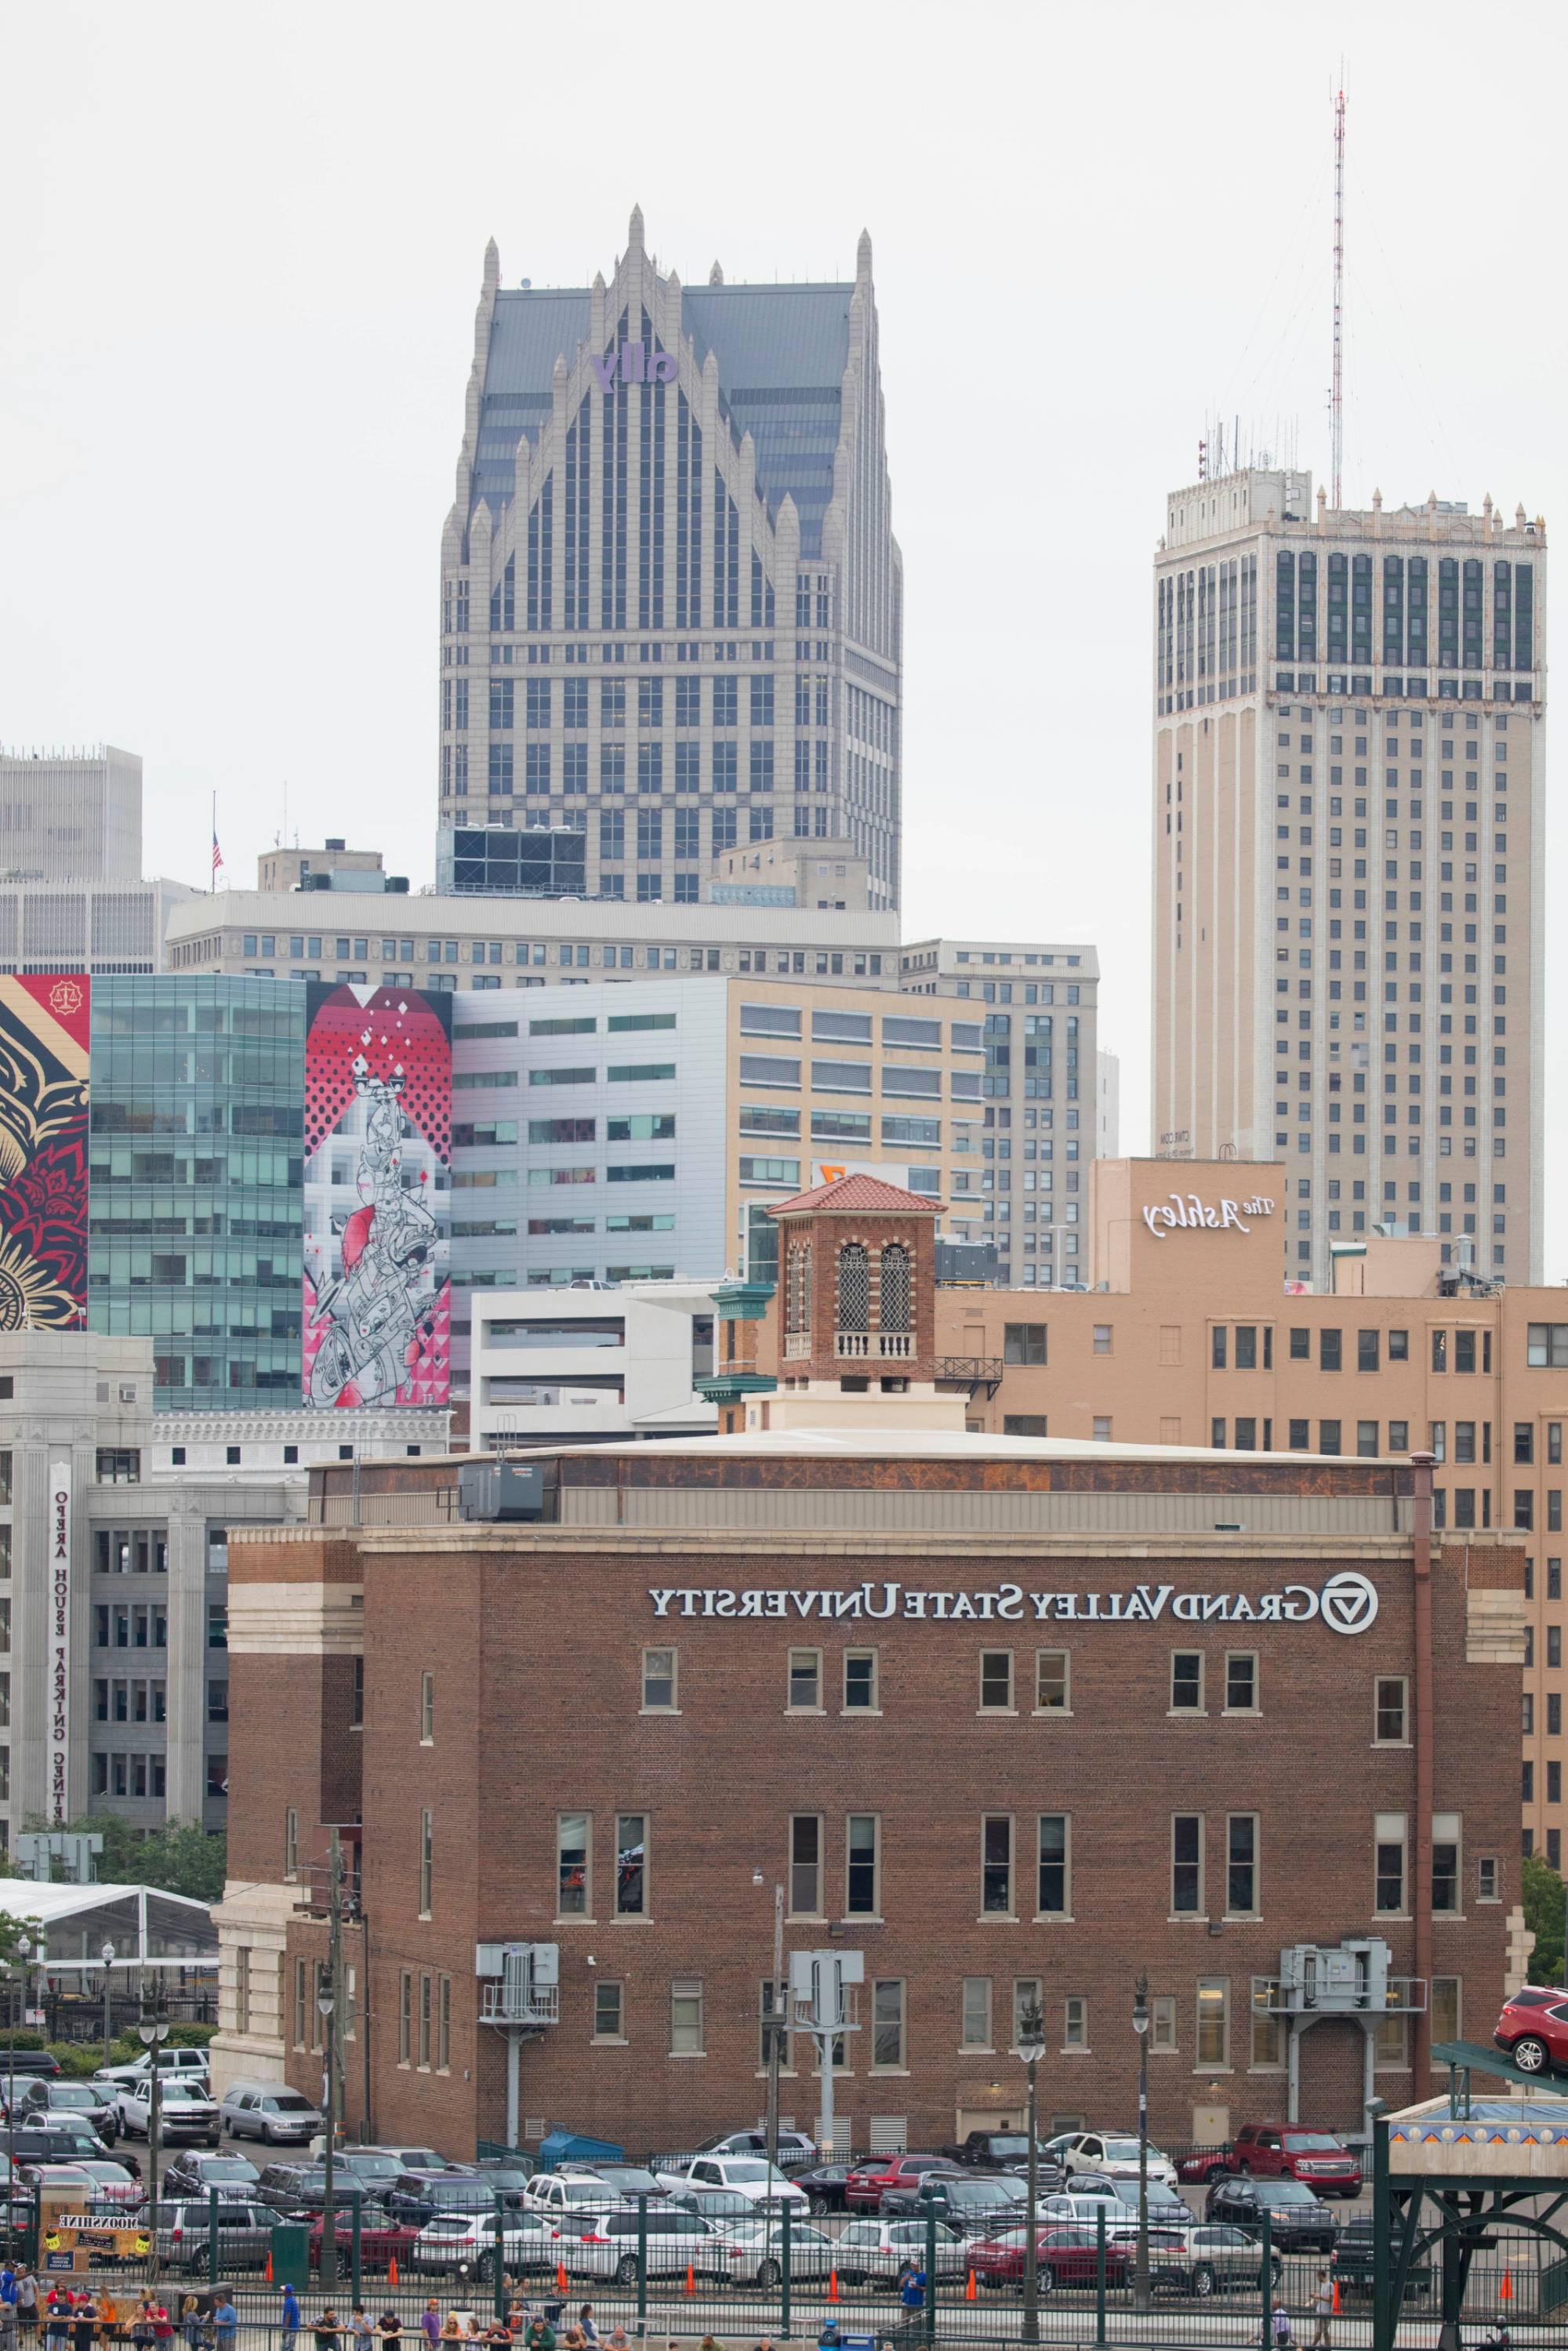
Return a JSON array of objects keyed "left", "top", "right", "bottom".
[
  {"left": 783, "top": 1332, "right": 811, "bottom": 1359},
  {"left": 481, "top": 1979, "right": 559, "bottom": 2026},
  {"left": 836, "top": 1331, "right": 913, "bottom": 1359}
]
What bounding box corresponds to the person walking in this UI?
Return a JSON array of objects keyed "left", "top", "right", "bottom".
[
  {"left": 281, "top": 2288, "right": 303, "bottom": 2351},
  {"left": 1308, "top": 2268, "right": 1333, "bottom": 2350},
  {"left": 419, "top": 2309, "right": 441, "bottom": 2351},
  {"left": 16, "top": 2275, "right": 37, "bottom": 2344}
]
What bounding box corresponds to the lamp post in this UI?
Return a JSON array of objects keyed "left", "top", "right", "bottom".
[
  {"left": 101, "top": 1943, "right": 116, "bottom": 2068},
  {"left": 1132, "top": 1975, "right": 1151, "bottom": 2312},
  {"left": 138, "top": 1979, "right": 170, "bottom": 2285},
  {"left": 1012, "top": 1997, "right": 1047, "bottom": 2347},
  {"left": 752, "top": 1867, "right": 786, "bottom": 2229},
  {"left": 318, "top": 1966, "right": 338, "bottom": 2287},
  {"left": 6, "top": 1933, "right": 31, "bottom": 2252}
]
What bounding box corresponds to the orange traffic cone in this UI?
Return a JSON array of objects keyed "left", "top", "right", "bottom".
[
  {"left": 827, "top": 2272, "right": 839, "bottom": 2305},
  {"left": 557, "top": 2265, "right": 569, "bottom": 2294},
  {"left": 264, "top": 2255, "right": 273, "bottom": 2284},
  {"left": 1501, "top": 2270, "right": 1514, "bottom": 2303},
  {"left": 1332, "top": 2280, "right": 1341, "bottom": 2316},
  {"left": 684, "top": 2266, "right": 695, "bottom": 2297},
  {"left": 388, "top": 2260, "right": 398, "bottom": 2290},
  {"left": 966, "top": 2271, "right": 977, "bottom": 2302}
]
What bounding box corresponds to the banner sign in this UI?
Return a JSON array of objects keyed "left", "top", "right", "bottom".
[
  {"left": 49, "top": 1459, "right": 71, "bottom": 1823},
  {"left": 0, "top": 974, "right": 90, "bottom": 1329},
  {"left": 647, "top": 1569, "right": 1381, "bottom": 1636}
]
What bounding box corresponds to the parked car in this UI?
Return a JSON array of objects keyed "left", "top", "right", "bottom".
[
  {"left": 164, "top": 2151, "right": 261, "bottom": 2199},
  {"left": 833, "top": 2216, "right": 971, "bottom": 2284},
  {"left": 695, "top": 2129, "right": 818, "bottom": 2167},
  {"left": 15, "top": 2164, "right": 99, "bottom": 2200},
  {"left": 412, "top": 2208, "right": 562, "bottom": 2281},
  {"left": 1036, "top": 2193, "right": 1134, "bottom": 2229},
  {"left": 474, "top": 2157, "right": 536, "bottom": 2204},
  {"left": 154, "top": 2199, "right": 275, "bottom": 2273},
  {"left": 114, "top": 2080, "right": 219, "bottom": 2146},
  {"left": 1229, "top": 2124, "right": 1362, "bottom": 2197},
  {"left": 1493, "top": 1985, "right": 1568, "bottom": 2077},
  {"left": 880, "top": 2173, "right": 1026, "bottom": 2237},
  {"left": 1177, "top": 2146, "right": 1238, "bottom": 2185},
  {"left": 1105, "top": 2220, "right": 1282, "bottom": 2298},
  {"left": 524, "top": 2171, "right": 623, "bottom": 2221},
  {"left": 1333, "top": 2218, "right": 1434, "bottom": 2299},
  {"left": 652, "top": 2157, "right": 808, "bottom": 2210},
  {"left": 942, "top": 2132, "right": 1065, "bottom": 2185},
  {"left": 1054, "top": 2132, "right": 1179, "bottom": 2190},
  {"left": 219, "top": 2084, "right": 323, "bottom": 2146},
  {"left": 0, "top": 2052, "right": 61, "bottom": 2082},
  {"left": 575, "top": 2164, "right": 663, "bottom": 2202},
  {"left": 792, "top": 2162, "right": 856, "bottom": 2216},
  {"left": 23, "top": 2082, "right": 120, "bottom": 2145},
  {"left": 1204, "top": 2175, "right": 1339, "bottom": 2253},
  {"left": 664, "top": 2189, "right": 758, "bottom": 2225},
  {"left": 307, "top": 2213, "right": 423, "bottom": 2274},
  {"left": 571, "top": 2206, "right": 729, "bottom": 2287},
  {"left": 67, "top": 2160, "right": 143, "bottom": 2214},
  {"left": 9, "top": 2127, "right": 111, "bottom": 2168},
  {"left": 384, "top": 2168, "right": 483, "bottom": 2225},
  {"left": 1106, "top": 2179, "right": 1192, "bottom": 2222},
  {"left": 375, "top": 2145, "right": 463, "bottom": 2172},
  {"left": 716, "top": 2216, "right": 837, "bottom": 2286},
  {"left": 971, "top": 2226, "right": 1132, "bottom": 2291},
  {"left": 332, "top": 2150, "right": 406, "bottom": 2194},
  {"left": 844, "top": 2154, "right": 959, "bottom": 2215},
  {"left": 254, "top": 2163, "right": 381, "bottom": 2218},
  {"left": 94, "top": 2048, "right": 209, "bottom": 2093}
]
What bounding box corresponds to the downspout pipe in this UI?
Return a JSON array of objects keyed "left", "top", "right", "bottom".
[{"left": 1410, "top": 1452, "right": 1436, "bottom": 2102}]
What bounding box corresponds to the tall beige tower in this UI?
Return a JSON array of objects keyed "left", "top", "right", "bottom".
[{"left": 1152, "top": 470, "right": 1545, "bottom": 1289}]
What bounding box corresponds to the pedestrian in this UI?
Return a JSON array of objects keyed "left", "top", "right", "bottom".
[
  {"left": 439, "top": 2324, "right": 461, "bottom": 2347},
  {"left": 130, "top": 2303, "right": 155, "bottom": 2351},
  {"left": 151, "top": 2302, "right": 173, "bottom": 2350},
  {"left": 484, "top": 2323, "right": 510, "bottom": 2351},
  {"left": 211, "top": 2301, "right": 236, "bottom": 2351},
  {"left": 604, "top": 2335, "right": 627, "bottom": 2351},
  {"left": 375, "top": 2319, "right": 401, "bottom": 2349},
  {"left": 1308, "top": 2268, "right": 1332, "bottom": 2350},
  {"left": 314, "top": 2312, "right": 342, "bottom": 2351},
  {"left": 2, "top": 2267, "right": 17, "bottom": 2312},
  {"left": 523, "top": 2327, "right": 554, "bottom": 2351},
  {"left": 16, "top": 2275, "right": 37, "bottom": 2342},
  {"left": 281, "top": 2289, "right": 303, "bottom": 2351},
  {"left": 575, "top": 2314, "right": 598, "bottom": 2350},
  {"left": 898, "top": 2262, "right": 927, "bottom": 2316},
  {"left": 419, "top": 2309, "right": 441, "bottom": 2351},
  {"left": 349, "top": 2311, "right": 375, "bottom": 2351},
  {"left": 44, "top": 2295, "right": 71, "bottom": 2351},
  {"left": 1268, "top": 2301, "right": 1294, "bottom": 2351},
  {"left": 179, "top": 2299, "right": 202, "bottom": 2351}
]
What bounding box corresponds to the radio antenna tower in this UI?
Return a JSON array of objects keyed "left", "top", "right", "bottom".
[{"left": 1330, "top": 79, "right": 1346, "bottom": 510}]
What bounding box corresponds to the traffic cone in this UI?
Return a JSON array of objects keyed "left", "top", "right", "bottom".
[
  {"left": 966, "top": 2271, "right": 977, "bottom": 2302},
  {"left": 264, "top": 2255, "right": 273, "bottom": 2284},
  {"left": 557, "top": 2265, "right": 569, "bottom": 2294},
  {"left": 827, "top": 2272, "right": 839, "bottom": 2305},
  {"left": 1332, "top": 2280, "right": 1341, "bottom": 2315},
  {"left": 1501, "top": 2270, "right": 1514, "bottom": 2302},
  {"left": 684, "top": 2266, "right": 695, "bottom": 2297},
  {"left": 388, "top": 2260, "right": 398, "bottom": 2290}
]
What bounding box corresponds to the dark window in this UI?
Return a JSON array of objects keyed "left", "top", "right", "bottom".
[
  {"left": 1319, "top": 1420, "right": 1341, "bottom": 1455},
  {"left": 1320, "top": 1330, "right": 1342, "bottom": 1372},
  {"left": 1357, "top": 1330, "right": 1380, "bottom": 1372},
  {"left": 1004, "top": 1323, "right": 1047, "bottom": 1366}
]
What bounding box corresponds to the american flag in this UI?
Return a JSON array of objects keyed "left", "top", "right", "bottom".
[{"left": 212, "top": 829, "right": 223, "bottom": 876}]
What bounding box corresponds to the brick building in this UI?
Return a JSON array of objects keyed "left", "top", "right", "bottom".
[{"left": 211, "top": 1180, "right": 1528, "bottom": 2162}]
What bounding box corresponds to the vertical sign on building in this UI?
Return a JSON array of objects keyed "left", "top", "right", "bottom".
[
  {"left": 301, "top": 985, "right": 452, "bottom": 1408},
  {"left": 0, "top": 975, "right": 90, "bottom": 1330},
  {"left": 49, "top": 1458, "right": 71, "bottom": 1824}
]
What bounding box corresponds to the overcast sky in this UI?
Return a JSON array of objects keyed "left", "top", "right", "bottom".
[{"left": 2, "top": 0, "right": 1563, "bottom": 1263}]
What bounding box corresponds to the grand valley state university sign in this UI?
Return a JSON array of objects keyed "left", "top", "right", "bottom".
[{"left": 647, "top": 1571, "right": 1381, "bottom": 1634}]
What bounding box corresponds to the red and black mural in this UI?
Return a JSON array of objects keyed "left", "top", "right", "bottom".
[
  {"left": 0, "top": 975, "right": 90, "bottom": 1330},
  {"left": 301, "top": 984, "right": 451, "bottom": 1410}
]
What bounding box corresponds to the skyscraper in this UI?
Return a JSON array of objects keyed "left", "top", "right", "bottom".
[
  {"left": 1152, "top": 471, "right": 1545, "bottom": 1287},
  {"left": 437, "top": 208, "right": 902, "bottom": 908}
]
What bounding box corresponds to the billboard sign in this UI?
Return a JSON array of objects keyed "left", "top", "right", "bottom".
[{"left": 0, "top": 975, "right": 89, "bottom": 1330}]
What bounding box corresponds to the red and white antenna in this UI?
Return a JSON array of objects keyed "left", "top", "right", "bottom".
[{"left": 1330, "top": 80, "right": 1346, "bottom": 510}]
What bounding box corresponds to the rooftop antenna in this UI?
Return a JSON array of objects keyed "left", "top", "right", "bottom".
[{"left": 1331, "top": 76, "right": 1346, "bottom": 510}]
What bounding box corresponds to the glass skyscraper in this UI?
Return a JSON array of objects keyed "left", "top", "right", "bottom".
[{"left": 89, "top": 978, "right": 305, "bottom": 1407}]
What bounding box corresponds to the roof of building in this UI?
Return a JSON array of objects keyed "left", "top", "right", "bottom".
[
  {"left": 476, "top": 282, "right": 851, "bottom": 553},
  {"left": 767, "top": 1172, "right": 942, "bottom": 1217},
  {"left": 547, "top": 1425, "right": 1339, "bottom": 1468}
]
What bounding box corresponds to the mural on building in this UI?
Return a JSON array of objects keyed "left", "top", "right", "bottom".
[
  {"left": 302, "top": 985, "right": 451, "bottom": 1408},
  {"left": 0, "top": 975, "right": 90, "bottom": 1330}
]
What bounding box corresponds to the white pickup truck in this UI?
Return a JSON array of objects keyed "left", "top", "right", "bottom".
[{"left": 93, "top": 2048, "right": 210, "bottom": 2094}]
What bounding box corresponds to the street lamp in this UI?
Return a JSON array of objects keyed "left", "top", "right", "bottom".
[
  {"left": 5, "top": 1933, "right": 32, "bottom": 2253},
  {"left": 752, "top": 1867, "right": 785, "bottom": 2227},
  {"left": 101, "top": 1943, "right": 116, "bottom": 2068},
  {"left": 318, "top": 1967, "right": 338, "bottom": 2286},
  {"left": 1132, "top": 1975, "right": 1151, "bottom": 2312},
  {"left": 138, "top": 1980, "right": 170, "bottom": 2285},
  {"left": 1011, "top": 1997, "right": 1047, "bottom": 2347}
]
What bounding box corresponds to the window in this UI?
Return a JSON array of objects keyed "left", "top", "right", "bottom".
[
  {"left": 1037, "top": 1813, "right": 1070, "bottom": 1915},
  {"left": 284, "top": 1806, "right": 298, "bottom": 1882},
  {"left": 1320, "top": 1330, "right": 1342, "bottom": 1372},
  {"left": 615, "top": 1814, "right": 646, "bottom": 1917},
  {"left": 1225, "top": 1653, "right": 1258, "bottom": 1713},
  {"left": 1357, "top": 1330, "right": 1381, "bottom": 1372},
  {"left": 982, "top": 1815, "right": 1014, "bottom": 1914},
  {"left": 557, "top": 1812, "right": 590, "bottom": 1917},
  {"left": 1196, "top": 1979, "right": 1229, "bottom": 2067},
  {"left": 1376, "top": 1677, "right": 1408, "bottom": 1743},
  {"left": 1003, "top": 1322, "right": 1047, "bottom": 1366},
  {"left": 788, "top": 1649, "right": 822, "bottom": 1711},
  {"left": 1035, "top": 1649, "right": 1069, "bottom": 1712},
  {"left": 437, "top": 1974, "right": 451, "bottom": 2070},
  {"left": 1171, "top": 1651, "right": 1204, "bottom": 1712},
  {"left": 1431, "top": 1977, "right": 1461, "bottom": 2049},
  {"left": 593, "top": 1981, "right": 624, "bottom": 2042},
  {"left": 1172, "top": 1814, "right": 1203, "bottom": 1914},
  {"left": 979, "top": 1651, "right": 1014, "bottom": 1711},
  {"left": 789, "top": 1815, "right": 822, "bottom": 1915},
  {"left": 872, "top": 1979, "right": 905, "bottom": 2070},
  {"left": 418, "top": 1808, "right": 433, "bottom": 1917},
  {"left": 1527, "top": 1324, "right": 1568, "bottom": 1367},
  {"left": 1151, "top": 1994, "right": 1178, "bottom": 2054},
  {"left": 1227, "top": 1816, "right": 1259, "bottom": 1915},
  {"left": 670, "top": 1978, "right": 703, "bottom": 2055},
  {"left": 1251, "top": 1978, "right": 1284, "bottom": 2068},
  {"left": 844, "top": 1650, "right": 878, "bottom": 1711},
  {"left": 1062, "top": 1996, "right": 1088, "bottom": 2051},
  {"left": 960, "top": 1977, "right": 993, "bottom": 2050},
  {"left": 419, "top": 1671, "right": 434, "bottom": 1743},
  {"left": 642, "top": 1647, "right": 677, "bottom": 1711},
  {"left": 397, "top": 1969, "right": 412, "bottom": 2065},
  {"left": 1093, "top": 1324, "right": 1112, "bottom": 1355},
  {"left": 846, "top": 1815, "right": 880, "bottom": 1915},
  {"left": 1432, "top": 1813, "right": 1461, "bottom": 1914},
  {"left": 1375, "top": 1813, "right": 1408, "bottom": 1913},
  {"left": 1479, "top": 1856, "right": 1499, "bottom": 1902},
  {"left": 234, "top": 1947, "right": 251, "bottom": 2036}
]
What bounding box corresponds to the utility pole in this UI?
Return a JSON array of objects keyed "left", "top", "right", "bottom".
[
  {"left": 764, "top": 1880, "right": 784, "bottom": 2173},
  {"left": 318, "top": 1830, "right": 343, "bottom": 2288},
  {"left": 1331, "top": 80, "right": 1346, "bottom": 510}
]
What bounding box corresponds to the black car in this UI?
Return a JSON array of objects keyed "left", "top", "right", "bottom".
[
  {"left": 384, "top": 2166, "right": 482, "bottom": 2225},
  {"left": 163, "top": 2150, "right": 261, "bottom": 2200},
  {"left": 881, "top": 2173, "right": 1027, "bottom": 2237},
  {"left": 1204, "top": 2176, "right": 1339, "bottom": 2253},
  {"left": 7, "top": 2127, "right": 112, "bottom": 2169},
  {"left": 473, "top": 2158, "right": 536, "bottom": 2208},
  {"left": 573, "top": 2164, "right": 663, "bottom": 2203},
  {"left": 1332, "top": 2219, "right": 1433, "bottom": 2299},
  {"left": 255, "top": 2161, "right": 386, "bottom": 2218},
  {"left": 22, "top": 2082, "right": 120, "bottom": 2144},
  {"left": 794, "top": 2162, "right": 856, "bottom": 2215}
]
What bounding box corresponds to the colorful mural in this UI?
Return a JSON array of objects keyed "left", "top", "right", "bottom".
[
  {"left": 301, "top": 985, "right": 451, "bottom": 1409},
  {"left": 0, "top": 975, "right": 90, "bottom": 1330}
]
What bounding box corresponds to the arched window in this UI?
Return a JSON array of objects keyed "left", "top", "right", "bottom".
[
  {"left": 786, "top": 1240, "right": 812, "bottom": 1333},
  {"left": 837, "top": 1242, "right": 869, "bottom": 1332},
  {"left": 880, "top": 1243, "right": 911, "bottom": 1333}
]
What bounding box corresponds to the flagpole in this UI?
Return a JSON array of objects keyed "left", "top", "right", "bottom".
[{"left": 211, "top": 792, "right": 216, "bottom": 894}]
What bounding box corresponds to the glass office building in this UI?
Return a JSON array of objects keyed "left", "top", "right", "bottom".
[{"left": 89, "top": 978, "right": 305, "bottom": 1409}]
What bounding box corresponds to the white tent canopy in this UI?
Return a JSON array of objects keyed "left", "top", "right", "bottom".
[{"left": 0, "top": 1881, "right": 216, "bottom": 1974}]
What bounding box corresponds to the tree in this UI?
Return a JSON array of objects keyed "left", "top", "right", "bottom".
[
  {"left": 1523, "top": 1850, "right": 1565, "bottom": 1983},
  {"left": 22, "top": 1816, "right": 227, "bottom": 1907}
]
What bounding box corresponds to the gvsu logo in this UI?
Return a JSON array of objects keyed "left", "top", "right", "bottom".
[
  {"left": 1319, "top": 1571, "right": 1379, "bottom": 1636},
  {"left": 588, "top": 341, "right": 677, "bottom": 393}
]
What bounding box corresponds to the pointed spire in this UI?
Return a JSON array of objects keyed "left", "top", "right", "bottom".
[
  {"left": 483, "top": 238, "right": 500, "bottom": 292},
  {"left": 709, "top": 259, "right": 724, "bottom": 285},
  {"left": 593, "top": 270, "right": 605, "bottom": 295},
  {"left": 628, "top": 203, "right": 644, "bottom": 252},
  {"left": 856, "top": 228, "right": 873, "bottom": 281},
  {"left": 554, "top": 354, "right": 568, "bottom": 384}
]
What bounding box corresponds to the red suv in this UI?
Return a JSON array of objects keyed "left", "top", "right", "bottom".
[
  {"left": 1231, "top": 2124, "right": 1362, "bottom": 2197},
  {"left": 844, "top": 2154, "right": 956, "bottom": 2214},
  {"left": 1494, "top": 1986, "right": 1568, "bottom": 2076}
]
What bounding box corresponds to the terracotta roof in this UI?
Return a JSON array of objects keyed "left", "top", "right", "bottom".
[{"left": 765, "top": 1172, "right": 943, "bottom": 1217}]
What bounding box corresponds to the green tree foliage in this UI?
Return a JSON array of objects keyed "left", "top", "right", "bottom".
[
  {"left": 1523, "top": 1849, "right": 1566, "bottom": 1983},
  {"left": 20, "top": 1816, "right": 227, "bottom": 1907}
]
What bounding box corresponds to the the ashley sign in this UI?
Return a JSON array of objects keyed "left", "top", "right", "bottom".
[
  {"left": 648, "top": 1569, "right": 1379, "bottom": 1635},
  {"left": 1143, "top": 1189, "right": 1275, "bottom": 1239}
]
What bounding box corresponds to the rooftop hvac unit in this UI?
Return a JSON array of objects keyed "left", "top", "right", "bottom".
[
  {"left": 476, "top": 1941, "right": 559, "bottom": 2026},
  {"left": 457, "top": 1460, "right": 554, "bottom": 1522}
]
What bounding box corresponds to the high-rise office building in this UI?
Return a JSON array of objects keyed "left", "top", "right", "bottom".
[
  {"left": 438, "top": 208, "right": 902, "bottom": 907},
  {"left": 1152, "top": 472, "right": 1545, "bottom": 1287},
  {"left": 0, "top": 746, "right": 141, "bottom": 881}
]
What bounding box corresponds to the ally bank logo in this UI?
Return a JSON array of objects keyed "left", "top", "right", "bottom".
[{"left": 588, "top": 340, "right": 678, "bottom": 393}]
